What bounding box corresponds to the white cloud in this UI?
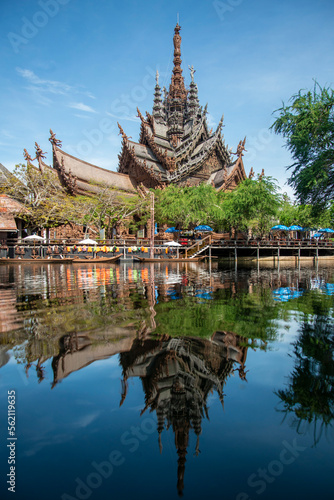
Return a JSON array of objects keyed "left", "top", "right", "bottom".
[
  {"left": 16, "top": 67, "right": 72, "bottom": 95},
  {"left": 69, "top": 102, "right": 97, "bottom": 113},
  {"left": 74, "top": 114, "right": 94, "bottom": 119},
  {"left": 16, "top": 68, "right": 95, "bottom": 102},
  {"left": 106, "top": 111, "right": 139, "bottom": 122},
  {"left": 207, "top": 112, "right": 217, "bottom": 130}
]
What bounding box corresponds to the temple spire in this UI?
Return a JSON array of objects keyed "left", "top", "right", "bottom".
[
  {"left": 185, "top": 65, "right": 200, "bottom": 123},
  {"left": 168, "top": 24, "right": 187, "bottom": 102},
  {"left": 152, "top": 71, "right": 165, "bottom": 124}
]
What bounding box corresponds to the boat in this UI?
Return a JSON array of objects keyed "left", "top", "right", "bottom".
[
  {"left": 72, "top": 254, "right": 122, "bottom": 263},
  {"left": 135, "top": 256, "right": 204, "bottom": 263},
  {"left": 0, "top": 258, "right": 74, "bottom": 264}
]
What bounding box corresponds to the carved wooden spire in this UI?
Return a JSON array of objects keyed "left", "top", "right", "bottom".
[
  {"left": 23, "top": 149, "right": 33, "bottom": 165},
  {"left": 117, "top": 122, "right": 128, "bottom": 141},
  {"left": 34, "top": 142, "right": 47, "bottom": 172},
  {"left": 232, "top": 137, "right": 247, "bottom": 158},
  {"left": 168, "top": 24, "right": 187, "bottom": 102},
  {"left": 49, "top": 129, "right": 62, "bottom": 148}
]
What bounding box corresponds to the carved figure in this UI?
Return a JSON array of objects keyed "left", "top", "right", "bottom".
[
  {"left": 188, "top": 65, "right": 196, "bottom": 83},
  {"left": 35, "top": 142, "right": 47, "bottom": 160},
  {"left": 49, "top": 129, "right": 62, "bottom": 147},
  {"left": 232, "top": 137, "right": 247, "bottom": 158},
  {"left": 23, "top": 149, "right": 33, "bottom": 163}
]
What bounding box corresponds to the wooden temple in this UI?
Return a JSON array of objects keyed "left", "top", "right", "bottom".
[
  {"left": 117, "top": 23, "right": 248, "bottom": 190},
  {"left": 23, "top": 23, "right": 248, "bottom": 198}
]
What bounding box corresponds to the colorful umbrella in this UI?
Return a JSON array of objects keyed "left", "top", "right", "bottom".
[
  {"left": 288, "top": 225, "right": 303, "bottom": 231},
  {"left": 165, "top": 227, "right": 179, "bottom": 233},
  {"left": 271, "top": 225, "right": 289, "bottom": 231},
  {"left": 194, "top": 225, "right": 213, "bottom": 231}
]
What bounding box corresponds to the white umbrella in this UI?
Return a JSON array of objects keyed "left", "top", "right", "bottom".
[
  {"left": 23, "top": 235, "right": 44, "bottom": 241},
  {"left": 22, "top": 234, "right": 44, "bottom": 257},
  {"left": 163, "top": 241, "right": 182, "bottom": 246},
  {"left": 78, "top": 238, "right": 98, "bottom": 245}
]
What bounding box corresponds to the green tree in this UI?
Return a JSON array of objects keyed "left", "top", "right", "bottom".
[
  {"left": 73, "top": 186, "right": 145, "bottom": 238},
  {"left": 220, "top": 175, "right": 281, "bottom": 237},
  {"left": 271, "top": 82, "right": 334, "bottom": 207},
  {"left": 0, "top": 163, "right": 77, "bottom": 230},
  {"left": 154, "top": 183, "right": 222, "bottom": 230},
  {"left": 278, "top": 196, "right": 332, "bottom": 229}
]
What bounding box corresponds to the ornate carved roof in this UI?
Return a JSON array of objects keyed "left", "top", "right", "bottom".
[
  {"left": 28, "top": 25, "right": 249, "bottom": 196},
  {"left": 118, "top": 24, "right": 248, "bottom": 190},
  {"left": 51, "top": 140, "right": 137, "bottom": 195}
]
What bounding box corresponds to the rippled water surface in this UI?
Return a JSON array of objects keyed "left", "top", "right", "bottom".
[{"left": 0, "top": 261, "right": 333, "bottom": 500}]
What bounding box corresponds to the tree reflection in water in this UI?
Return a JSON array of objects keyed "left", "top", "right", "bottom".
[{"left": 276, "top": 305, "right": 334, "bottom": 445}]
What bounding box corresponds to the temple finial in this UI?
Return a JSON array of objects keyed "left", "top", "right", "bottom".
[
  {"left": 49, "top": 129, "right": 62, "bottom": 148},
  {"left": 117, "top": 122, "right": 128, "bottom": 141},
  {"left": 34, "top": 142, "right": 47, "bottom": 172},
  {"left": 156, "top": 70, "right": 159, "bottom": 85},
  {"left": 188, "top": 65, "right": 196, "bottom": 83},
  {"left": 168, "top": 23, "right": 187, "bottom": 102}
]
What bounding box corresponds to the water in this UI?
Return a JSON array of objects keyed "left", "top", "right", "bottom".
[{"left": 0, "top": 261, "right": 333, "bottom": 500}]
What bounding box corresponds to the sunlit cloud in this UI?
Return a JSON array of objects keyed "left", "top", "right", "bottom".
[
  {"left": 16, "top": 68, "right": 95, "bottom": 102},
  {"left": 16, "top": 68, "right": 73, "bottom": 95},
  {"left": 69, "top": 102, "right": 97, "bottom": 113}
]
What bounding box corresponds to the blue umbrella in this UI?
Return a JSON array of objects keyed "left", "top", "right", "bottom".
[
  {"left": 319, "top": 228, "right": 334, "bottom": 233},
  {"left": 271, "top": 225, "right": 289, "bottom": 231},
  {"left": 313, "top": 233, "right": 322, "bottom": 238},
  {"left": 165, "top": 227, "right": 179, "bottom": 233},
  {"left": 288, "top": 225, "right": 303, "bottom": 231},
  {"left": 194, "top": 225, "right": 213, "bottom": 231}
]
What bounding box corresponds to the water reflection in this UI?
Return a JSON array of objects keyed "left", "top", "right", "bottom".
[
  {"left": 0, "top": 262, "right": 334, "bottom": 498},
  {"left": 119, "top": 331, "right": 251, "bottom": 495},
  {"left": 275, "top": 294, "right": 334, "bottom": 444}
]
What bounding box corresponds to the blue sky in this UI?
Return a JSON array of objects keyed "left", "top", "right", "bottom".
[{"left": 1, "top": 0, "right": 334, "bottom": 197}]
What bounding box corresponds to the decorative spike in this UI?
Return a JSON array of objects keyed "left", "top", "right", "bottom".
[
  {"left": 23, "top": 149, "right": 33, "bottom": 164},
  {"left": 34, "top": 142, "right": 47, "bottom": 172},
  {"left": 137, "top": 107, "right": 145, "bottom": 122},
  {"left": 117, "top": 123, "right": 128, "bottom": 141},
  {"left": 49, "top": 129, "right": 62, "bottom": 148}
]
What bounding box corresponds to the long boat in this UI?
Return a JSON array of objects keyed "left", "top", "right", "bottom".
[
  {"left": 135, "top": 256, "right": 204, "bottom": 263},
  {"left": 72, "top": 254, "right": 122, "bottom": 263},
  {"left": 0, "top": 258, "right": 74, "bottom": 264}
]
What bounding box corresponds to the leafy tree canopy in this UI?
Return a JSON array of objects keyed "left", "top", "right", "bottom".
[
  {"left": 271, "top": 82, "right": 334, "bottom": 208},
  {"left": 0, "top": 163, "right": 76, "bottom": 230},
  {"left": 154, "top": 183, "right": 223, "bottom": 230},
  {"left": 219, "top": 175, "right": 282, "bottom": 236},
  {"left": 278, "top": 197, "right": 332, "bottom": 229},
  {"left": 0, "top": 164, "right": 145, "bottom": 235}
]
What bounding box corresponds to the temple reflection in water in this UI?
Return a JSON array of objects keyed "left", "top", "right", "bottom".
[
  {"left": 119, "top": 331, "right": 250, "bottom": 495},
  {"left": 38, "top": 325, "right": 250, "bottom": 496}
]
